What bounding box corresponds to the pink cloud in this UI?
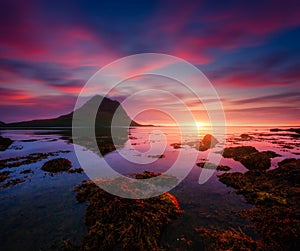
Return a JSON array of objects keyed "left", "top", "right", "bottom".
[
  {"left": 144, "top": 0, "right": 300, "bottom": 64},
  {"left": 53, "top": 85, "right": 83, "bottom": 95},
  {"left": 224, "top": 106, "right": 300, "bottom": 126},
  {"left": 0, "top": 88, "right": 34, "bottom": 105},
  {"left": 0, "top": 3, "right": 118, "bottom": 67},
  {"left": 0, "top": 94, "right": 77, "bottom": 123}
]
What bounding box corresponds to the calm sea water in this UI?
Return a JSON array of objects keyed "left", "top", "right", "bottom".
[{"left": 0, "top": 126, "right": 299, "bottom": 250}]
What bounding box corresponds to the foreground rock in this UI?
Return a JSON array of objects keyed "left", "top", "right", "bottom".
[
  {"left": 218, "top": 158, "right": 300, "bottom": 250},
  {"left": 199, "top": 134, "right": 219, "bottom": 151},
  {"left": 41, "top": 158, "right": 72, "bottom": 173},
  {"left": 0, "top": 136, "right": 13, "bottom": 151},
  {"left": 223, "top": 146, "right": 280, "bottom": 170},
  {"left": 73, "top": 171, "right": 182, "bottom": 251}
]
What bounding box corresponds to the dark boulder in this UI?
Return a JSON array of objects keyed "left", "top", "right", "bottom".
[
  {"left": 0, "top": 136, "right": 13, "bottom": 151},
  {"left": 199, "top": 134, "right": 219, "bottom": 151},
  {"left": 41, "top": 158, "right": 72, "bottom": 173},
  {"left": 223, "top": 146, "right": 280, "bottom": 170},
  {"left": 223, "top": 146, "right": 258, "bottom": 158}
]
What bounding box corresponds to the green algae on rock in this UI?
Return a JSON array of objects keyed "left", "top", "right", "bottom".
[{"left": 74, "top": 171, "right": 182, "bottom": 251}]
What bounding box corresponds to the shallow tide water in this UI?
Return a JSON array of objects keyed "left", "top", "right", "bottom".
[{"left": 0, "top": 126, "right": 299, "bottom": 250}]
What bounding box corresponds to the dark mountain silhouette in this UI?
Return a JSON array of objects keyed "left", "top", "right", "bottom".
[{"left": 1, "top": 95, "right": 143, "bottom": 128}]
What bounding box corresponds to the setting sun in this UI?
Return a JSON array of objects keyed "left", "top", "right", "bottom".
[{"left": 196, "top": 122, "right": 205, "bottom": 128}]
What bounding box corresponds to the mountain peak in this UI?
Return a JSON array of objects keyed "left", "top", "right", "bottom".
[{"left": 2, "top": 96, "right": 141, "bottom": 128}]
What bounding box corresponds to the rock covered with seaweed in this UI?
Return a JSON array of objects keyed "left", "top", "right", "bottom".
[
  {"left": 222, "top": 146, "right": 280, "bottom": 170},
  {"left": 218, "top": 158, "right": 300, "bottom": 250},
  {"left": 73, "top": 171, "right": 182, "bottom": 251}
]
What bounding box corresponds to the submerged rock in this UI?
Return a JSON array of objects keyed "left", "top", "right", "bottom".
[
  {"left": 20, "top": 169, "right": 33, "bottom": 174},
  {"left": 0, "top": 136, "right": 13, "bottom": 151},
  {"left": 270, "top": 128, "right": 300, "bottom": 138},
  {"left": 0, "top": 178, "right": 25, "bottom": 188},
  {"left": 223, "top": 146, "right": 280, "bottom": 170},
  {"left": 216, "top": 165, "right": 231, "bottom": 171},
  {"left": 148, "top": 154, "right": 165, "bottom": 158},
  {"left": 74, "top": 171, "right": 182, "bottom": 251},
  {"left": 270, "top": 128, "right": 300, "bottom": 134},
  {"left": 0, "top": 171, "right": 11, "bottom": 182},
  {"left": 0, "top": 151, "right": 70, "bottom": 169},
  {"left": 199, "top": 134, "right": 219, "bottom": 151},
  {"left": 170, "top": 143, "right": 182, "bottom": 149},
  {"left": 98, "top": 142, "right": 116, "bottom": 156},
  {"left": 196, "top": 162, "right": 231, "bottom": 171},
  {"left": 68, "top": 167, "right": 84, "bottom": 174},
  {"left": 240, "top": 133, "right": 253, "bottom": 141},
  {"left": 41, "top": 158, "right": 72, "bottom": 173},
  {"left": 135, "top": 170, "right": 160, "bottom": 179}
]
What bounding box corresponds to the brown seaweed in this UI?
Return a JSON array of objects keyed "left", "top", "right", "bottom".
[{"left": 73, "top": 171, "right": 182, "bottom": 251}]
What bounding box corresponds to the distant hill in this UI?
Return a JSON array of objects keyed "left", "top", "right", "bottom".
[{"left": 1, "top": 95, "right": 143, "bottom": 128}]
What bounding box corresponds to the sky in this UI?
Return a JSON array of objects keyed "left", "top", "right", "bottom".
[{"left": 0, "top": 0, "right": 299, "bottom": 126}]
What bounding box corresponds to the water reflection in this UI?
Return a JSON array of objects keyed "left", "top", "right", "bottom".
[{"left": 0, "top": 126, "right": 299, "bottom": 250}]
